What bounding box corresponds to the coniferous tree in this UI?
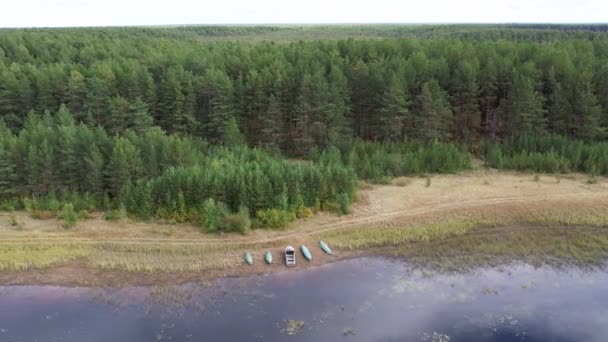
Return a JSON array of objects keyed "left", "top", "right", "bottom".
[
  {"left": 451, "top": 59, "right": 481, "bottom": 143},
  {"left": 260, "top": 94, "right": 283, "bottom": 148},
  {"left": 84, "top": 144, "right": 105, "bottom": 197},
  {"left": 499, "top": 69, "right": 546, "bottom": 136},
  {"left": 378, "top": 76, "right": 410, "bottom": 142},
  {"left": 322, "top": 66, "right": 351, "bottom": 149},
  {"left": 26, "top": 140, "right": 54, "bottom": 195},
  {"left": 67, "top": 69, "right": 87, "bottom": 116},
  {"left": 203, "top": 68, "right": 236, "bottom": 143},
  {"left": 108, "top": 96, "right": 130, "bottom": 135},
  {"left": 107, "top": 137, "right": 142, "bottom": 197},
  {"left": 571, "top": 72, "right": 604, "bottom": 140},
  {"left": 293, "top": 72, "right": 319, "bottom": 153},
  {"left": 595, "top": 64, "right": 608, "bottom": 128},
  {"left": 0, "top": 121, "right": 18, "bottom": 198},
  {"left": 85, "top": 63, "right": 116, "bottom": 126},
  {"left": 128, "top": 98, "right": 154, "bottom": 134},
  {"left": 53, "top": 105, "right": 80, "bottom": 192},
  {"left": 415, "top": 80, "right": 452, "bottom": 143},
  {"left": 108, "top": 96, "right": 154, "bottom": 135},
  {"left": 223, "top": 116, "right": 246, "bottom": 147}
]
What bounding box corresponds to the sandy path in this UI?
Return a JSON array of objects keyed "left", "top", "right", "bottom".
[{"left": 2, "top": 170, "right": 607, "bottom": 245}]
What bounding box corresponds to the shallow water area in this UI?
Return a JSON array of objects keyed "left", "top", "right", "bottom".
[{"left": 1, "top": 257, "right": 607, "bottom": 341}]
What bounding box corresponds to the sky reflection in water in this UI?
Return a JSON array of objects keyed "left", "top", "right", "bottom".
[{"left": 0, "top": 258, "right": 607, "bottom": 341}]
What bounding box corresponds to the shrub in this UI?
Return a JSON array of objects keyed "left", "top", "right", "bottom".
[
  {"left": 104, "top": 206, "right": 128, "bottom": 221},
  {"left": 30, "top": 210, "right": 55, "bottom": 219},
  {"left": 296, "top": 206, "right": 314, "bottom": 219},
  {"left": 219, "top": 210, "right": 251, "bottom": 234},
  {"left": 0, "top": 199, "right": 19, "bottom": 211},
  {"left": 338, "top": 193, "right": 352, "bottom": 215},
  {"left": 255, "top": 208, "right": 295, "bottom": 229},
  {"left": 200, "top": 198, "right": 229, "bottom": 232},
  {"left": 9, "top": 214, "right": 19, "bottom": 227},
  {"left": 77, "top": 210, "right": 93, "bottom": 220},
  {"left": 22, "top": 197, "right": 37, "bottom": 212},
  {"left": 58, "top": 203, "right": 78, "bottom": 229}
]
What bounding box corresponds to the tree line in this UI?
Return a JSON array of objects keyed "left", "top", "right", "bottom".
[
  {"left": 1, "top": 26, "right": 608, "bottom": 156},
  {"left": 1, "top": 107, "right": 605, "bottom": 230},
  {"left": 0, "top": 108, "right": 358, "bottom": 230},
  {"left": 2, "top": 25, "right": 608, "bottom": 229},
  {"left": 485, "top": 134, "right": 608, "bottom": 175}
]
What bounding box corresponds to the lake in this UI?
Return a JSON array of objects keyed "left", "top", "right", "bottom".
[{"left": 1, "top": 257, "right": 607, "bottom": 341}]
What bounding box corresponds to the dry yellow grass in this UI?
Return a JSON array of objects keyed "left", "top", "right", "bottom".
[{"left": 0, "top": 170, "right": 607, "bottom": 285}]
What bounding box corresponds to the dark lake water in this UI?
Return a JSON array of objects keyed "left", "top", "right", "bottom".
[{"left": 1, "top": 257, "right": 608, "bottom": 342}]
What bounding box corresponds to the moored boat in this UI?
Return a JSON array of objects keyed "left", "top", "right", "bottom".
[
  {"left": 300, "top": 245, "right": 312, "bottom": 261},
  {"left": 285, "top": 246, "right": 296, "bottom": 266},
  {"left": 244, "top": 252, "right": 253, "bottom": 265},
  {"left": 318, "top": 240, "right": 332, "bottom": 254},
  {"left": 264, "top": 251, "right": 273, "bottom": 264}
]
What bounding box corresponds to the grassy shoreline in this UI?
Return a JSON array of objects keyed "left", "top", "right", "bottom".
[
  {"left": 2, "top": 170, "right": 608, "bottom": 287},
  {"left": 2, "top": 210, "right": 608, "bottom": 287}
]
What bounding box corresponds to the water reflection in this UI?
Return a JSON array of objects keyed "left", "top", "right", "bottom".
[{"left": 1, "top": 258, "right": 607, "bottom": 341}]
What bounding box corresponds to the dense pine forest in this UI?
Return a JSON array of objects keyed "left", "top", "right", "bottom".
[{"left": 1, "top": 24, "right": 608, "bottom": 230}]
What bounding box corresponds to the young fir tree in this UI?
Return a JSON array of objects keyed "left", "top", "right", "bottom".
[
  {"left": 223, "top": 116, "right": 246, "bottom": 147},
  {"left": 107, "top": 137, "right": 142, "bottom": 197},
  {"left": 84, "top": 144, "right": 105, "bottom": 198},
  {"left": 26, "top": 140, "right": 54, "bottom": 195}
]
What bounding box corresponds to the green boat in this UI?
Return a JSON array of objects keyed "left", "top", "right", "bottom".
[
  {"left": 244, "top": 252, "right": 253, "bottom": 265},
  {"left": 264, "top": 251, "right": 273, "bottom": 264},
  {"left": 300, "top": 245, "right": 312, "bottom": 261},
  {"left": 318, "top": 240, "right": 332, "bottom": 254}
]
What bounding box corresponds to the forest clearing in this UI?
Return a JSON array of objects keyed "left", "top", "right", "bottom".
[{"left": 2, "top": 169, "right": 608, "bottom": 286}]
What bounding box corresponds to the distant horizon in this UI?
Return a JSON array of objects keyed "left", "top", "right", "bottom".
[
  {"left": 2, "top": 0, "right": 606, "bottom": 28},
  {"left": 2, "top": 22, "right": 608, "bottom": 29}
]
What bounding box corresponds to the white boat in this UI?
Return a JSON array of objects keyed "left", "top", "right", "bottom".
[{"left": 285, "top": 246, "right": 296, "bottom": 266}]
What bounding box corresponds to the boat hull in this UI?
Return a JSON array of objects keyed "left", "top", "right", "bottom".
[
  {"left": 244, "top": 252, "right": 253, "bottom": 265},
  {"left": 319, "top": 240, "right": 332, "bottom": 254},
  {"left": 300, "top": 245, "right": 312, "bottom": 261}
]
